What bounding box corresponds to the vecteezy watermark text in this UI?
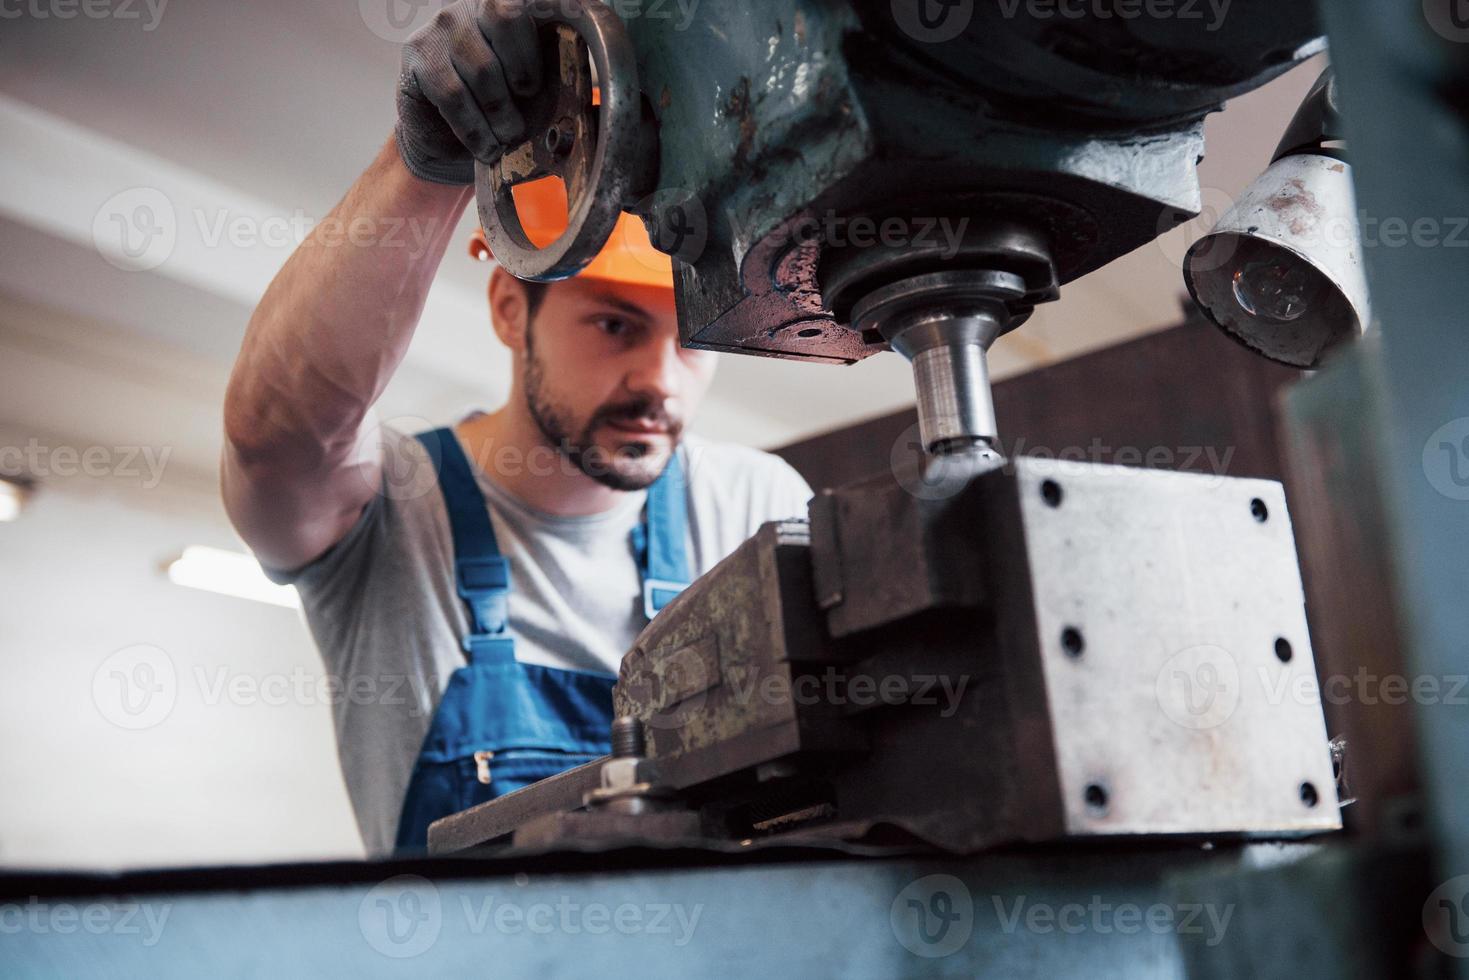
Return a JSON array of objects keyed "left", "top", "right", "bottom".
[
  {"left": 458, "top": 894, "right": 702, "bottom": 944},
  {"left": 726, "top": 668, "right": 969, "bottom": 717},
  {"left": 1260, "top": 667, "right": 1469, "bottom": 709},
  {"left": 1424, "top": 417, "right": 1469, "bottom": 501},
  {"left": 992, "top": 894, "right": 1234, "bottom": 947},
  {"left": 0, "top": 898, "right": 171, "bottom": 947},
  {"left": 357, "top": 0, "right": 699, "bottom": 44},
  {"left": 1155, "top": 642, "right": 1469, "bottom": 733},
  {"left": 1004, "top": 437, "right": 1235, "bottom": 482},
  {"left": 92, "top": 645, "right": 441, "bottom": 731},
  {"left": 889, "top": 875, "right": 1235, "bottom": 959},
  {"left": 92, "top": 188, "right": 453, "bottom": 273},
  {"left": 996, "top": 0, "right": 1233, "bottom": 32},
  {"left": 889, "top": 427, "right": 1240, "bottom": 502},
  {"left": 193, "top": 665, "right": 436, "bottom": 718},
  {"left": 1, "top": 439, "right": 171, "bottom": 489},
  {"left": 192, "top": 210, "right": 447, "bottom": 256},
  {"left": 637, "top": 659, "right": 972, "bottom": 732},
  {"left": 357, "top": 875, "right": 703, "bottom": 958},
  {"left": 734, "top": 211, "right": 972, "bottom": 261},
  {"left": 1423, "top": 0, "right": 1469, "bottom": 44},
  {"left": 0, "top": 0, "right": 168, "bottom": 31},
  {"left": 373, "top": 421, "right": 723, "bottom": 503}
]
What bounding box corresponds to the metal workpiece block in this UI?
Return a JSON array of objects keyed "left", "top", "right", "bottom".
[
  {"left": 614, "top": 521, "right": 858, "bottom": 779},
  {"left": 436, "top": 462, "right": 1340, "bottom": 854},
  {"left": 510, "top": 808, "right": 705, "bottom": 851},
  {"left": 807, "top": 458, "right": 1341, "bottom": 848},
  {"left": 811, "top": 449, "right": 1000, "bottom": 638},
  {"left": 428, "top": 759, "right": 606, "bottom": 854},
  {"left": 1003, "top": 458, "right": 1341, "bottom": 837}
]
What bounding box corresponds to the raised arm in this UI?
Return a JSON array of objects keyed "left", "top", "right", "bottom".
[
  {"left": 222, "top": 0, "right": 541, "bottom": 571},
  {"left": 222, "top": 148, "right": 470, "bottom": 571}
]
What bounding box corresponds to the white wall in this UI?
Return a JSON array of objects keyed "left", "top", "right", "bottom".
[{"left": 0, "top": 463, "right": 364, "bottom": 869}]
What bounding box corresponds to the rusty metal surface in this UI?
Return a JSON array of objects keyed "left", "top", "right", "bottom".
[
  {"left": 624, "top": 2, "right": 1323, "bottom": 362},
  {"left": 428, "top": 758, "right": 605, "bottom": 854},
  {"left": 511, "top": 809, "right": 704, "bottom": 851},
  {"left": 810, "top": 449, "right": 999, "bottom": 638},
  {"left": 434, "top": 460, "right": 1339, "bottom": 855},
  {"left": 615, "top": 521, "right": 856, "bottom": 766}
]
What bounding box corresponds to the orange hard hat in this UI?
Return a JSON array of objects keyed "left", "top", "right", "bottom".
[{"left": 469, "top": 176, "right": 674, "bottom": 290}]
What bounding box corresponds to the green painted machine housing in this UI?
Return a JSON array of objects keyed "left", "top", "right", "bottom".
[{"left": 622, "top": 0, "right": 1324, "bottom": 363}]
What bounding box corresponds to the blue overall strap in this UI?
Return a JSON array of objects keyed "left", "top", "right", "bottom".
[
  {"left": 634, "top": 451, "right": 692, "bottom": 619},
  {"left": 416, "top": 428, "right": 515, "bottom": 664}
]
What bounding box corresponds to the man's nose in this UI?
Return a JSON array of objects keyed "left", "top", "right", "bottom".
[{"left": 623, "top": 334, "right": 684, "bottom": 403}]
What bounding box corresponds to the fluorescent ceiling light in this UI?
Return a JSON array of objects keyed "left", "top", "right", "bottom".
[
  {"left": 0, "top": 486, "right": 20, "bottom": 522},
  {"left": 165, "top": 545, "right": 300, "bottom": 609},
  {"left": 0, "top": 477, "right": 31, "bottom": 522}
]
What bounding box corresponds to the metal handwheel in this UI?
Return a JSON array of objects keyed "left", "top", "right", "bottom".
[{"left": 474, "top": 0, "right": 653, "bottom": 281}]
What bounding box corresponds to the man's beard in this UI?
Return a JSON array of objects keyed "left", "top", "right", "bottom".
[{"left": 523, "top": 336, "right": 681, "bottom": 492}]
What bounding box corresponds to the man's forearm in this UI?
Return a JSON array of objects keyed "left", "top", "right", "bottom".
[
  {"left": 227, "top": 137, "right": 470, "bottom": 460},
  {"left": 222, "top": 137, "right": 474, "bottom": 569}
]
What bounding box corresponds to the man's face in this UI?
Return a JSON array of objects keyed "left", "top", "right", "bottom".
[{"left": 519, "top": 276, "right": 718, "bottom": 491}]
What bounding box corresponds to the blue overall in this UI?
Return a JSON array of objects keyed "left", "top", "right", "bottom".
[{"left": 393, "top": 428, "right": 691, "bottom": 851}]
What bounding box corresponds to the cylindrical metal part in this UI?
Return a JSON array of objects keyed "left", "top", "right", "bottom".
[
  {"left": 851, "top": 270, "right": 1025, "bottom": 456},
  {"left": 904, "top": 324, "right": 999, "bottom": 452},
  {"left": 610, "top": 716, "right": 646, "bottom": 758}
]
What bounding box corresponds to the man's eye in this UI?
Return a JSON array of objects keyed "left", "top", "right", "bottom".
[{"left": 595, "top": 317, "right": 630, "bottom": 337}]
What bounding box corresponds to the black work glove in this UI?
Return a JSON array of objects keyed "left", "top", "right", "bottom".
[{"left": 395, "top": 0, "right": 544, "bottom": 185}]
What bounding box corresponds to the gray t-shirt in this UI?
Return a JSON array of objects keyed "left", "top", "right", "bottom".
[{"left": 267, "top": 423, "right": 813, "bottom": 856}]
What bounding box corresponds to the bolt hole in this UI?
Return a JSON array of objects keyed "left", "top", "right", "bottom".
[
  {"left": 1041, "top": 479, "right": 1063, "bottom": 508},
  {"left": 1061, "top": 627, "right": 1085, "bottom": 658},
  {"left": 1084, "top": 783, "right": 1109, "bottom": 813},
  {"left": 1274, "top": 637, "right": 1293, "bottom": 663},
  {"left": 1250, "top": 498, "right": 1269, "bottom": 523},
  {"left": 796, "top": 327, "right": 822, "bottom": 339},
  {"left": 1299, "top": 781, "right": 1319, "bottom": 808}
]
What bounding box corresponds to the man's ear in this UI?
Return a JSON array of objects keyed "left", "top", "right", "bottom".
[{"left": 488, "top": 267, "right": 530, "bottom": 354}]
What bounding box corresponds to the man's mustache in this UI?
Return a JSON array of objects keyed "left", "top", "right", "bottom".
[{"left": 592, "top": 400, "right": 682, "bottom": 434}]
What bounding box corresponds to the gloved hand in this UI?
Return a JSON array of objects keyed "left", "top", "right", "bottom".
[{"left": 395, "top": 0, "right": 544, "bottom": 185}]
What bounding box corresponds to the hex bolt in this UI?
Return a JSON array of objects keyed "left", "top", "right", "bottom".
[
  {"left": 611, "top": 716, "right": 646, "bottom": 759},
  {"left": 544, "top": 119, "right": 575, "bottom": 157}
]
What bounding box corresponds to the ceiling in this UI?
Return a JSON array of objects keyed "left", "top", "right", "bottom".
[{"left": 0, "top": 4, "right": 1327, "bottom": 487}]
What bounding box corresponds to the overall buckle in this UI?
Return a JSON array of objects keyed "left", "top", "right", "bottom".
[
  {"left": 457, "top": 555, "right": 511, "bottom": 635},
  {"left": 642, "top": 578, "right": 687, "bottom": 620}
]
